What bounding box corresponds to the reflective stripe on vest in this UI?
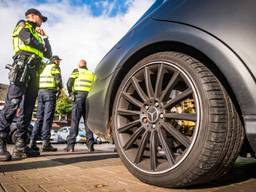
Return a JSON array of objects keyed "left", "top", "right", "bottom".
[
  {"left": 12, "top": 21, "right": 44, "bottom": 58},
  {"left": 73, "top": 68, "right": 96, "bottom": 92},
  {"left": 39, "top": 64, "right": 57, "bottom": 89}
]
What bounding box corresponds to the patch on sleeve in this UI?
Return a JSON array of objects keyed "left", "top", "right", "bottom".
[
  {"left": 18, "top": 22, "right": 25, "bottom": 28},
  {"left": 16, "top": 20, "right": 26, "bottom": 28}
]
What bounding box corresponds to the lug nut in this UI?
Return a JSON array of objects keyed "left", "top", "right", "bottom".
[
  {"left": 152, "top": 124, "right": 156, "bottom": 129},
  {"left": 145, "top": 105, "right": 149, "bottom": 110},
  {"left": 155, "top": 102, "right": 159, "bottom": 107},
  {"left": 160, "top": 114, "right": 164, "bottom": 119}
]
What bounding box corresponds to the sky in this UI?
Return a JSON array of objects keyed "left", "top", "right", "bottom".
[{"left": 0, "top": 0, "right": 154, "bottom": 84}]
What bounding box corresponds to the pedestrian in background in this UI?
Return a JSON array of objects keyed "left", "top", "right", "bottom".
[
  {"left": 65, "top": 59, "right": 96, "bottom": 152},
  {"left": 30, "top": 56, "right": 63, "bottom": 152}
]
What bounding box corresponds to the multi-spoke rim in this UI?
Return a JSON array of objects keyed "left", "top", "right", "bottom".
[{"left": 114, "top": 61, "right": 201, "bottom": 174}]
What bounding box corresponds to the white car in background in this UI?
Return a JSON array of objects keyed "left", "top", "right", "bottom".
[
  {"left": 57, "top": 126, "right": 86, "bottom": 143},
  {"left": 50, "top": 130, "right": 65, "bottom": 143},
  {"left": 56, "top": 127, "right": 69, "bottom": 142}
]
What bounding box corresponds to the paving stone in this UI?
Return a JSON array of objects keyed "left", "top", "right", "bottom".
[
  {"left": 1, "top": 183, "right": 25, "bottom": 192},
  {"left": 0, "top": 144, "right": 255, "bottom": 192},
  {"left": 19, "top": 184, "right": 46, "bottom": 192}
]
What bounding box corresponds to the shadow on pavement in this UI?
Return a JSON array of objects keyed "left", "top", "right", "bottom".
[
  {"left": 39, "top": 150, "right": 115, "bottom": 157},
  {"left": 185, "top": 157, "right": 256, "bottom": 190},
  {"left": 0, "top": 152, "right": 119, "bottom": 173}
]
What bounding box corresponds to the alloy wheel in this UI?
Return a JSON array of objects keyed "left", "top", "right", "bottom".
[{"left": 114, "top": 61, "right": 201, "bottom": 174}]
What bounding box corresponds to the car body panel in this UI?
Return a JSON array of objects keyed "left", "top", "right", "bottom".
[
  {"left": 152, "top": 0, "right": 256, "bottom": 79},
  {"left": 87, "top": 0, "right": 256, "bottom": 151}
]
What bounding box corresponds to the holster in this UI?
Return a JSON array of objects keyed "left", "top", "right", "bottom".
[{"left": 6, "top": 54, "right": 36, "bottom": 86}]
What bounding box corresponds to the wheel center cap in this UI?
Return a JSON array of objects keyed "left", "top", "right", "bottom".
[{"left": 147, "top": 106, "right": 159, "bottom": 123}]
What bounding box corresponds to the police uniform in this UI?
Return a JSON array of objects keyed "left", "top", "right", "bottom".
[
  {"left": 30, "top": 56, "right": 62, "bottom": 152},
  {"left": 66, "top": 67, "right": 96, "bottom": 152},
  {"left": 0, "top": 9, "right": 52, "bottom": 161}
]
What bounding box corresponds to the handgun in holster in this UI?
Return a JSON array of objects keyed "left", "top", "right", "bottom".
[{"left": 6, "top": 54, "right": 35, "bottom": 85}]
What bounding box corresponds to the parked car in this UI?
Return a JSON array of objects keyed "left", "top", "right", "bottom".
[
  {"left": 50, "top": 130, "right": 64, "bottom": 143},
  {"left": 0, "top": 109, "right": 33, "bottom": 144},
  {"left": 57, "top": 127, "right": 71, "bottom": 143},
  {"left": 57, "top": 126, "right": 86, "bottom": 143},
  {"left": 8, "top": 121, "right": 33, "bottom": 144},
  {"left": 78, "top": 122, "right": 108, "bottom": 144},
  {"left": 94, "top": 134, "right": 108, "bottom": 144},
  {"left": 56, "top": 126, "right": 105, "bottom": 144},
  {"left": 87, "top": 0, "right": 256, "bottom": 187}
]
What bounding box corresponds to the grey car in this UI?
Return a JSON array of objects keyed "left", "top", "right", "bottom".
[{"left": 87, "top": 0, "right": 256, "bottom": 187}]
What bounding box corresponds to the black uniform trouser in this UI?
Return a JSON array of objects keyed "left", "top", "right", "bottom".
[
  {"left": 0, "top": 68, "right": 38, "bottom": 140},
  {"left": 67, "top": 93, "right": 94, "bottom": 146},
  {"left": 31, "top": 90, "right": 57, "bottom": 141}
]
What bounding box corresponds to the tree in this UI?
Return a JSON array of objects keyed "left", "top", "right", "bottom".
[{"left": 56, "top": 90, "right": 72, "bottom": 121}]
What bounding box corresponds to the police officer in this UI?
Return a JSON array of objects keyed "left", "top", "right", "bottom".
[
  {"left": 66, "top": 59, "right": 96, "bottom": 152},
  {"left": 30, "top": 56, "right": 62, "bottom": 152},
  {"left": 0, "top": 8, "right": 52, "bottom": 161}
]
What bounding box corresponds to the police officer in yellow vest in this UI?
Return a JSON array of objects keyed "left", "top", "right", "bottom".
[
  {"left": 66, "top": 59, "right": 96, "bottom": 152},
  {"left": 0, "top": 8, "right": 52, "bottom": 161},
  {"left": 30, "top": 56, "right": 62, "bottom": 152}
]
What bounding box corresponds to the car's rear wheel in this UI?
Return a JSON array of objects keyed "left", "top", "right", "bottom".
[
  {"left": 11, "top": 130, "right": 17, "bottom": 144},
  {"left": 11, "top": 130, "right": 31, "bottom": 144},
  {"left": 112, "top": 52, "right": 244, "bottom": 187}
]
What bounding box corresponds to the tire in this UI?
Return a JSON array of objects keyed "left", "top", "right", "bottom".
[
  {"left": 112, "top": 52, "right": 244, "bottom": 187},
  {"left": 11, "top": 130, "right": 17, "bottom": 144},
  {"left": 11, "top": 130, "right": 31, "bottom": 144}
]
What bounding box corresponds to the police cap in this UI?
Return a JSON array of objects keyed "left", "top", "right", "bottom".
[
  {"left": 51, "top": 55, "right": 62, "bottom": 62},
  {"left": 25, "top": 8, "right": 47, "bottom": 22}
]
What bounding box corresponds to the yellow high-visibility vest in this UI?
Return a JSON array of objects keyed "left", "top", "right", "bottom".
[
  {"left": 39, "top": 64, "right": 60, "bottom": 89},
  {"left": 73, "top": 68, "right": 96, "bottom": 92},
  {"left": 12, "top": 21, "right": 44, "bottom": 58}
]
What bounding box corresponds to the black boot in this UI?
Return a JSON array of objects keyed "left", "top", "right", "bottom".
[
  {"left": 42, "top": 140, "right": 57, "bottom": 152},
  {"left": 29, "top": 139, "right": 40, "bottom": 152},
  {"left": 12, "top": 138, "right": 40, "bottom": 160},
  {"left": 86, "top": 142, "right": 95, "bottom": 152},
  {"left": 64, "top": 144, "right": 75, "bottom": 152},
  {"left": 0, "top": 138, "right": 11, "bottom": 161}
]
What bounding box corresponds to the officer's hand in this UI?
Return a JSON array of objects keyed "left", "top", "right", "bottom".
[
  {"left": 56, "top": 91, "right": 61, "bottom": 99},
  {"left": 69, "top": 95, "right": 74, "bottom": 102},
  {"left": 36, "top": 27, "right": 46, "bottom": 37},
  {"left": 42, "top": 57, "right": 50, "bottom": 64}
]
